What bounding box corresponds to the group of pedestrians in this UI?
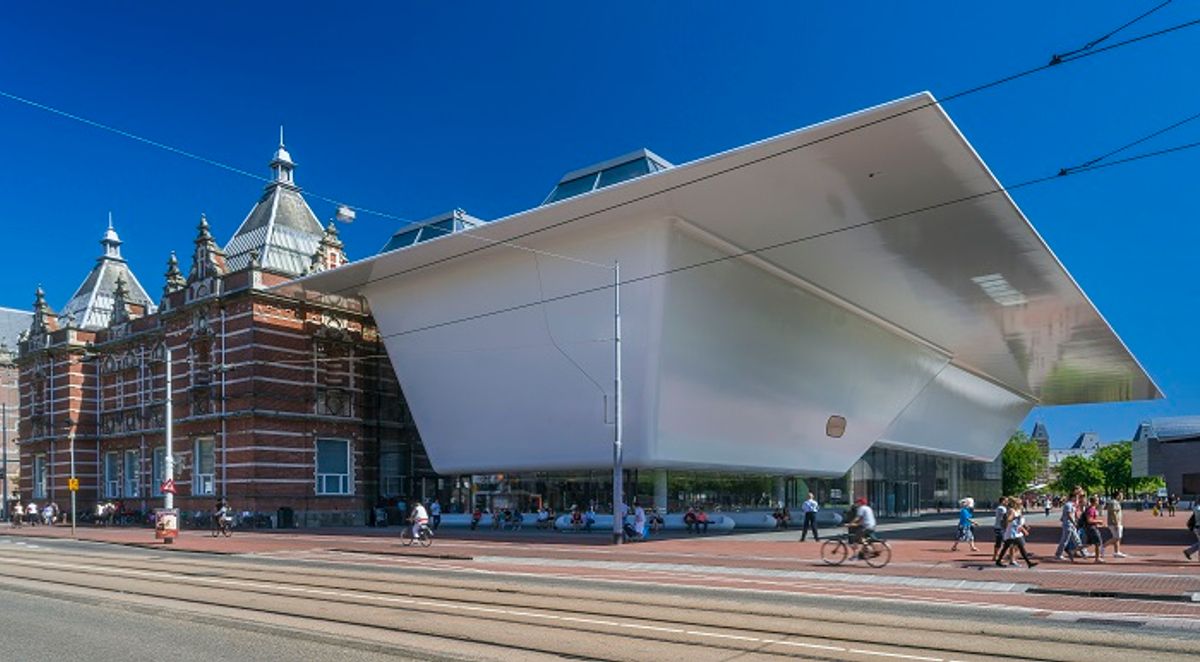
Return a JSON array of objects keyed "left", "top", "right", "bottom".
[
  {"left": 8, "top": 500, "right": 60, "bottom": 526},
  {"left": 1052, "top": 486, "right": 1126, "bottom": 562}
]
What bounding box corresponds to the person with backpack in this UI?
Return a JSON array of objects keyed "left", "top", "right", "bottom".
[{"left": 1184, "top": 503, "right": 1200, "bottom": 560}]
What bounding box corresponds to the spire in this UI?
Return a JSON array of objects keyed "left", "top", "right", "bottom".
[
  {"left": 163, "top": 251, "right": 186, "bottom": 296},
  {"left": 309, "top": 221, "right": 348, "bottom": 273},
  {"left": 270, "top": 126, "right": 295, "bottom": 186},
  {"left": 110, "top": 275, "right": 131, "bottom": 325},
  {"left": 101, "top": 214, "right": 123, "bottom": 259},
  {"left": 30, "top": 285, "right": 58, "bottom": 336},
  {"left": 188, "top": 213, "right": 228, "bottom": 283}
]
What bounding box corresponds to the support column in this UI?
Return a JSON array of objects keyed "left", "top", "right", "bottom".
[
  {"left": 773, "top": 476, "right": 786, "bottom": 508},
  {"left": 653, "top": 469, "right": 668, "bottom": 514},
  {"left": 949, "top": 457, "right": 961, "bottom": 505}
]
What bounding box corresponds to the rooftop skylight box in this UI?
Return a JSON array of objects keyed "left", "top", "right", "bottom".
[
  {"left": 379, "top": 209, "right": 484, "bottom": 255},
  {"left": 541, "top": 148, "right": 672, "bottom": 206}
]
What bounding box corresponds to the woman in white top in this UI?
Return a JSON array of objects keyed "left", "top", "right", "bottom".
[{"left": 995, "top": 505, "right": 1038, "bottom": 568}]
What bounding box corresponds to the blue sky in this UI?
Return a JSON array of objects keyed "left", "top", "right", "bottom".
[{"left": 1, "top": 3, "right": 1197, "bottom": 447}]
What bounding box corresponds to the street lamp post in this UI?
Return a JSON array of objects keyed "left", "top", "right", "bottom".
[
  {"left": 69, "top": 427, "right": 76, "bottom": 536},
  {"left": 2, "top": 403, "right": 8, "bottom": 522},
  {"left": 164, "top": 348, "right": 173, "bottom": 512},
  {"left": 612, "top": 262, "right": 624, "bottom": 545}
]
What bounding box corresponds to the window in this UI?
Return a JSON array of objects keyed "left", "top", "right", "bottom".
[
  {"left": 123, "top": 450, "right": 140, "bottom": 498},
  {"left": 193, "top": 438, "right": 215, "bottom": 496},
  {"left": 152, "top": 447, "right": 165, "bottom": 497},
  {"left": 316, "top": 439, "right": 351, "bottom": 495},
  {"left": 104, "top": 451, "right": 120, "bottom": 498},
  {"left": 33, "top": 454, "right": 47, "bottom": 499}
]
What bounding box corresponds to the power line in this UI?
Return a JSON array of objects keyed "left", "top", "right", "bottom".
[
  {"left": 0, "top": 8, "right": 1192, "bottom": 266},
  {"left": 374, "top": 137, "right": 1200, "bottom": 343},
  {"left": 1049, "top": 0, "right": 1174, "bottom": 65},
  {"left": 320, "top": 14, "right": 1200, "bottom": 298},
  {"left": 1058, "top": 109, "right": 1200, "bottom": 175}
]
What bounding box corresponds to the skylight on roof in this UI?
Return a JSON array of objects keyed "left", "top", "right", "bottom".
[{"left": 542, "top": 149, "right": 672, "bottom": 206}]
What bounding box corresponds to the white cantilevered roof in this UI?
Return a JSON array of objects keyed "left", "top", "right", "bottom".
[{"left": 284, "top": 92, "right": 1160, "bottom": 407}]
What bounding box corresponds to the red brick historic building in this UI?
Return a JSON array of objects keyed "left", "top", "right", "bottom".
[{"left": 15, "top": 141, "right": 438, "bottom": 526}]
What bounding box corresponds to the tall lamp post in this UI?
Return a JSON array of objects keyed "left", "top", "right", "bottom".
[
  {"left": 611, "top": 262, "right": 624, "bottom": 545},
  {"left": 62, "top": 418, "right": 76, "bottom": 536}
]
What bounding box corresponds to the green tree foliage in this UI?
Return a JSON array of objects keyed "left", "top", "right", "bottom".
[
  {"left": 1051, "top": 454, "right": 1104, "bottom": 494},
  {"left": 1000, "top": 432, "right": 1047, "bottom": 496},
  {"left": 1093, "top": 441, "right": 1166, "bottom": 496}
]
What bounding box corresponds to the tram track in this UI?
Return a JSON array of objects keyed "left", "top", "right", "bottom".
[{"left": 0, "top": 546, "right": 1195, "bottom": 661}]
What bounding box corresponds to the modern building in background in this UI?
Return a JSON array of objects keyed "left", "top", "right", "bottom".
[
  {"left": 1133, "top": 417, "right": 1200, "bottom": 498},
  {"left": 291, "top": 93, "right": 1160, "bottom": 518}
]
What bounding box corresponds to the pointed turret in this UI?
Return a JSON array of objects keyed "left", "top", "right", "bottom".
[
  {"left": 59, "top": 218, "right": 156, "bottom": 329},
  {"left": 110, "top": 275, "right": 131, "bottom": 325},
  {"left": 309, "top": 222, "right": 348, "bottom": 274},
  {"left": 163, "top": 251, "right": 186, "bottom": 296},
  {"left": 30, "top": 286, "right": 58, "bottom": 336},
  {"left": 188, "top": 214, "right": 228, "bottom": 283},
  {"left": 223, "top": 135, "right": 326, "bottom": 277}
]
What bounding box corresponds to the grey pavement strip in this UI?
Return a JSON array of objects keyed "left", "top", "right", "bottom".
[{"left": 473, "top": 555, "right": 1032, "bottom": 593}]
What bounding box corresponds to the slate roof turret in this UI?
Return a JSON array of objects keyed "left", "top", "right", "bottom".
[
  {"left": 224, "top": 134, "right": 325, "bottom": 277},
  {"left": 59, "top": 218, "right": 156, "bottom": 329}
]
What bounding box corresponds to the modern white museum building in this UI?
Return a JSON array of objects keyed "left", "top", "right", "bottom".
[{"left": 288, "top": 93, "right": 1159, "bottom": 518}]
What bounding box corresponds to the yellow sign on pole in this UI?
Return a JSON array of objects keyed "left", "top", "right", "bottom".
[{"left": 68, "top": 477, "right": 79, "bottom": 492}]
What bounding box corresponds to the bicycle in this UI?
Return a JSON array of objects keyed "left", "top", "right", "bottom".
[
  {"left": 400, "top": 522, "right": 434, "bottom": 547},
  {"left": 820, "top": 532, "right": 891, "bottom": 568},
  {"left": 211, "top": 514, "right": 232, "bottom": 538}
]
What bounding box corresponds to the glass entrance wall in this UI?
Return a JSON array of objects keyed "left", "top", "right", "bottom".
[{"left": 850, "top": 447, "right": 1000, "bottom": 516}]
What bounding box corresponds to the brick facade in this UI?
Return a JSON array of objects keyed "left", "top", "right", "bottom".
[{"left": 14, "top": 143, "right": 436, "bottom": 526}]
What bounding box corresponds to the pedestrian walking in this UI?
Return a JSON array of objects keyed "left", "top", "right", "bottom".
[
  {"left": 1043, "top": 496, "right": 1051, "bottom": 518},
  {"left": 799, "top": 492, "right": 820, "bottom": 541},
  {"left": 1104, "top": 491, "right": 1127, "bottom": 558},
  {"left": 1183, "top": 502, "right": 1200, "bottom": 561},
  {"left": 1083, "top": 496, "right": 1105, "bottom": 563},
  {"left": 951, "top": 497, "right": 978, "bottom": 552},
  {"left": 992, "top": 497, "right": 1009, "bottom": 563},
  {"left": 1168, "top": 494, "right": 1178, "bottom": 517},
  {"left": 1054, "top": 489, "right": 1080, "bottom": 559},
  {"left": 996, "top": 503, "right": 1037, "bottom": 568}
]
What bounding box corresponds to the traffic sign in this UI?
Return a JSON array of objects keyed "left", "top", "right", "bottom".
[
  {"left": 161, "top": 478, "right": 177, "bottom": 494},
  {"left": 67, "top": 477, "right": 79, "bottom": 492}
]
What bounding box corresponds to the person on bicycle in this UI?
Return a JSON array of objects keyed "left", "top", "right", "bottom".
[
  {"left": 848, "top": 497, "right": 876, "bottom": 550},
  {"left": 409, "top": 500, "right": 429, "bottom": 541},
  {"left": 214, "top": 498, "right": 233, "bottom": 527}
]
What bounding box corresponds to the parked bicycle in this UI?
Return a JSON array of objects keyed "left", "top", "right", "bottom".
[
  {"left": 820, "top": 532, "right": 892, "bottom": 568},
  {"left": 400, "top": 522, "right": 434, "bottom": 547}
]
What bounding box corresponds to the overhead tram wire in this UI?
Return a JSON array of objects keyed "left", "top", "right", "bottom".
[
  {"left": 372, "top": 134, "right": 1200, "bottom": 343},
  {"left": 0, "top": 5, "right": 1194, "bottom": 277},
  {"left": 317, "top": 11, "right": 1200, "bottom": 298},
  {"left": 1058, "top": 109, "right": 1200, "bottom": 175},
  {"left": 1048, "top": 0, "right": 1174, "bottom": 66}
]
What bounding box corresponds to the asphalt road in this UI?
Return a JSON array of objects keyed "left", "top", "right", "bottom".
[{"left": 0, "top": 537, "right": 1197, "bottom": 662}]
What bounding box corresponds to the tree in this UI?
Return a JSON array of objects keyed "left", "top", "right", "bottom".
[
  {"left": 1051, "top": 454, "right": 1104, "bottom": 494},
  {"left": 1093, "top": 441, "right": 1166, "bottom": 497},
  {"left": 1000, "top": 431, "right": 1047, "bottom": 496}
]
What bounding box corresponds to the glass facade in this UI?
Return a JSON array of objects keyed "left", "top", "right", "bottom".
[{"left": 411, "top": 448, "right": 1000, "bottom": 519}]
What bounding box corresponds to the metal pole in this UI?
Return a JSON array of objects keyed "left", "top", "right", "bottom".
[
  {"left": 164, "top": 350, "right": 173, "bottom": 511},
  {"left": 2, "top": 403, "right": 8, "bottom": 522},
  {"left": 69, "top": 430, "right": 76, "bottom": 536},
  {"left": 612, "top": 262, "right": 623, "bottom": 545}
]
